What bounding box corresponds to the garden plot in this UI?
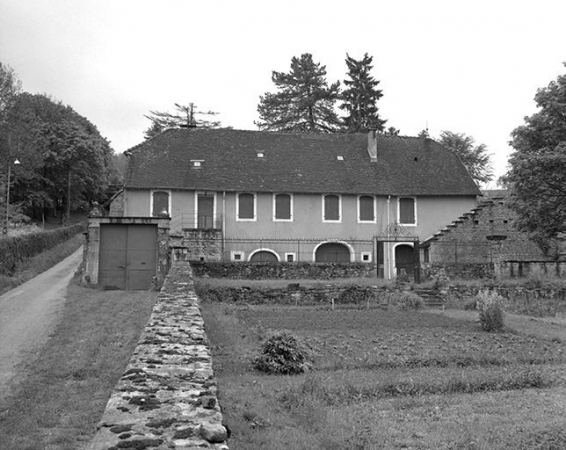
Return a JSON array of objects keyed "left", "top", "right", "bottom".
[{"left": 201, "top": 302, "right": 566, "bottom": 450}]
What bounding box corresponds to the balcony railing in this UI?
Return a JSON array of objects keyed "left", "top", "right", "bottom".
[{"left": 170, "top": 214, "right": 222, "bottom": 232}]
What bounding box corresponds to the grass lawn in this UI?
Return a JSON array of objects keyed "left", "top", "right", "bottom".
[
  {"left": 0, "top": 282, "right": 156, "bottom": 450},
  {"left": 201, "top": 302, "right": 566, "bottom": 450}
]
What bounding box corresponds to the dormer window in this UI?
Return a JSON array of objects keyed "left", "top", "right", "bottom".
[
  {"left": 257, "top": 152, "right": 264, "bottom": 158},
  {"left": 190, "top": 160, "right": 203, "bottom": 168},
  {"left": 337, "top": 155, "right": 344, "bottom": 161}
]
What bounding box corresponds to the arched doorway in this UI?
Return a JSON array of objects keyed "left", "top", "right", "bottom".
[
  {"left": 395, "top": 244, "right": 415, "bottom": 279},
  {"left": 315, "top": 242, "right": 351, "bottom": 262},
  {"left": 249, "top": 250, "right": 279, "bottom": 262}
]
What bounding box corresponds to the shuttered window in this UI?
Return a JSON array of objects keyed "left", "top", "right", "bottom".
[
  {"left": 274, "top": 194, "right": 292, "bottom": 220},
  {"left": 237, "top": 193, "right": 255, "bottom": 220},
  {"left": 359, "top": 195, "right": 375, "bottom": 222},
  {"left": 323, "top": 195, "right": 340, "bottom": 221},
  {"left": 399, "top": 197, "right": 416, "bottom": 224}
]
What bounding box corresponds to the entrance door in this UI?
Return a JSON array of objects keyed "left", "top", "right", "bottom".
[
  {"left": 197, "top": 195, "right": 214, "bottom": 229},
  {"left": 395, "top": 244, "right": 415, "bottom": 279},
  {"left": 99, "top": 224, "right": 158, "bottom": 290}
]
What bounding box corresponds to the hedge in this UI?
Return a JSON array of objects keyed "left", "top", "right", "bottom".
[{"left": 0, "top": 223, "right": 86, "bottom": 276}]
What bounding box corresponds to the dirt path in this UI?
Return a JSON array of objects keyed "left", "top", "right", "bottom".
[
  {"left": 426, "top": 308, "right": 566, "bottom": 342},
  {"left": 0, "top": 247, "right": 83, "bottom": 401}
]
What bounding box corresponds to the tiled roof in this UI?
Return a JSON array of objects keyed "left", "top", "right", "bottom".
[{"left": 125, "top": 128, "right": 481, "bottom": 196}]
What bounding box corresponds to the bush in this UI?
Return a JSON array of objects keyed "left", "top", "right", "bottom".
[
  {"left": 253, "top": 331, "right": 312, "bottom": 375},
  {"left": 476, "top": 290, "right": 505, "bottom": 332},
  {"left": 395, "top": 292, "right": 424, "bottom": 311}
]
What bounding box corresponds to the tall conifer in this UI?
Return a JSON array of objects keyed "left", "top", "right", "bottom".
[
  {"left": 256, "top": 54, "right": 341, "bottom": 133},
  {"left": 340, "top": 53, "right": 386, "bottom": 133}
]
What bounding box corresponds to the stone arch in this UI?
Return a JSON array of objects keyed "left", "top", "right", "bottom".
[
  {"left": 248, "top": 249, "right": 280, "bottom": 262},
  {"left": 313, "top": 241, "right": 354, "bottom": 262}
]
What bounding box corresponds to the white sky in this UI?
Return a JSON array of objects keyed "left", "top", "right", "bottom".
[{"left": 1, "top": 0, "right": 566, "bottom": 186}]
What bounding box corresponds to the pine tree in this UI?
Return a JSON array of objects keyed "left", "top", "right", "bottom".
[
  {"left": 256, "top": 54, "right": 341, "bottom": 133},
  {"left": 340, "top": 53, "right": 386, "bottom": 133},
  {"left": 144, "top": 103, "right": 220, "bottom": 139}
]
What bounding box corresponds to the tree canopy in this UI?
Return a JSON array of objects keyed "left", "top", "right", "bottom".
[
  {"left": 256, "top": 53, "right": 342, "bottom": 133},
  {"left": 340, "top": 53, "right": 386, "bottom": 133},
  {"left": 438, "top": 131, "right": 493, "bottom": 186},
  {"left": 144, "top": 103, "right": 221, "bottom": 139},
  {"left": 505, "top": 64, "right": 566, "bottom": 256}
]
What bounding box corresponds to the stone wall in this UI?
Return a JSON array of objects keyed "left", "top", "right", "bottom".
[
  {"left": 86, "top": 262, "right": 229, "bottom": 450},
  {"left": 497, "top": 260, "right": 566, "bottom": 279},
  {"left": 170, "top": 229, "right": 223, "bottom": 261},
  {"left": 190, "top": 261, "right": 377, "bottom": 279}
]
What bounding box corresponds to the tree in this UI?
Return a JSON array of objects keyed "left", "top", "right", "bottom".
[
  {"left": 340, "top": 53, "right": 386, "bottom": 133},
  {"left": 144, "top": 102, "right": 220, "bottom": 139},
  {"left": 438, "top": 131, "right": 493, "bottom": 186},
  {"left": 505, "top": 65, "right": 566, "bottom": 255},
  {"left": 256, "top": 53, "right": 341, "bottom": 133},
  {"left": 0, "top": 62, "right": 22, "bottom": 126}
]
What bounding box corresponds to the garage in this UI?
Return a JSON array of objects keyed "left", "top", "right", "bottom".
[{"left": 98, "top": 224, "right": 158, "bottom": 290}]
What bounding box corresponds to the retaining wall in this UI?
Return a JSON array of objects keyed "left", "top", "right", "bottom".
[{"left": 86, "top": 261, "right": 229, "bottom": 450}]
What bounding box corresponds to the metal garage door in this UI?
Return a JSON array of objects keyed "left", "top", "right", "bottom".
[{"left": 99, "top": 224, "right": 158, "bottom": 290}]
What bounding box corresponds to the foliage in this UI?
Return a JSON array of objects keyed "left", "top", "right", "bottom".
[
  {"left": 393, "top": 291, "right": 424, "bottom": 310},
  {"left": 143, "top": 102, "right": 221, "bottom": 139},
  {"left": 475, "top": 290, "right": 505, "bottom": 332},
  {"left": 340, "top": 53, "right": 386, "bottom": 133},
  {"left": 505, "top": 64, "right": 566, "bottom": 254},
  {"left": 256, "top": 53, "right": 342, "bottom": 133},
  {"left": 0, "top": 61, "right": 22, "bottom": 125},
  {"left": 438, "top": 130, "right": 494, "bottom": 186},
  {"left": 0, "top": 223, "right": 85, "bottom": 276},
  {"left": 4, "top": 92, "right": 115, "bottom": 221},
  {"left": 253, "top": 331, "right": 312, "bottom": 375}
]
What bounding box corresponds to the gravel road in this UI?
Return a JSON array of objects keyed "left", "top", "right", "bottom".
[{"left": 0, "top": 247, "right": 83, "bottom": 401}]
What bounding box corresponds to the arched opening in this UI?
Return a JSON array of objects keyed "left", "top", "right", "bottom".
[
  {"left": 249, "top": 250, "right": 279, "bottom": 262},
  {"left": 315, "top": 242, "right": 351, "bottom": 262},
  {"left": 395, "top": 244, "right": 415, "bottom": 279}
]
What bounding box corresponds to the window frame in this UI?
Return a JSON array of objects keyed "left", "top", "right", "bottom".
[
  {"left": 285, "top": 252, "right": 296, "bottom": 262},
  {"left": 150, "top": 189, "right": 171, "bottom": 217},
  {"left": 361, "top": 252, "right": 373, "bottom": 263},
  {"left": 398, "top": 196, "right": 417, "bottom": 226},
  {"left": 230, "top": 251, "right": 244, "bottom": 261},
  {"left": 322, "top": 194, "right": 342, "bottom": 223},
  {"left": 357, "top": 195, "right": 377, "bottom": 223},
  {"left": 273, "top": 193, "right": 293, "bottom": 222},
  {"left": 236, "top": 192, "right": 257, "bottom": 222}
]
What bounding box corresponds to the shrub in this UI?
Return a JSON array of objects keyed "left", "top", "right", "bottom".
[
  {"left": 253, "top": 331, "right": 312, "bottom": 375},
  {"left": 395, "top": 292, "right": 424, "bottom": 311},
  {"left": 475, "top": 290, "right": 505, "bottom": 332}
]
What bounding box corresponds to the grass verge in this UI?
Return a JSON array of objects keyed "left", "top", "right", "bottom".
[
  {"left": 0, "top": 282, "right": 156, "bottom": 450},
  {"left": 0, "top": 233, "right": 85, "bottom": 296}
]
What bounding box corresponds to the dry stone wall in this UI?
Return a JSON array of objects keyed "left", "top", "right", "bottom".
[{"left": 86, "top": 261, "right": 228, "bottom": 450}]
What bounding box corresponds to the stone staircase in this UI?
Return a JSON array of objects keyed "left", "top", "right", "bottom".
[{"left": 415, "top": 288, "right": 445, "bottom": 309}]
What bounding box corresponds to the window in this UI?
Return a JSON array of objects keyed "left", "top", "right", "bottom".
[
  {"left": 285, "top": 252, "right": 296, "bottom": 262},
  {"left": 358, "top": 195, "right": 376, "bottom": 222},
  {"left": 151, "top": 190, "right": 170, "bottom": 217},
  {"left": 361, "top": 252, "right": 372, "bottom": 262},
  {"left": 237, "top": 193, "right": 256, "bottom": 221},
  {"left": 274, "top": 193, "right": 292, "bottom": 221},
  {"left": 190, "top": 160, "right": 203, "bottom": 168},
  {"left": 231, "top": 251, "right": 244, "bottom": 261},
  {"left": 399, "top": 197, "right": 416, "bottom": 225},
  {"left": 323, "top": 194, "right": 341, "bottom": 222}
]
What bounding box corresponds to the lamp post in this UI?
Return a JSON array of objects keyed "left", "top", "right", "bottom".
[{"left": 3, "top": 157, "right": 20, "bottom": 237}]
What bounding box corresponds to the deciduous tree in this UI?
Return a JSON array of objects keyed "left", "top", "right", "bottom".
[
  {"left": 256, "top": 53, "right": 341, "bottom": 133},
  {"left": 340, "top": 53, "right": 386, "bottom": 132},
  {"left": 505, "top": 65, "right": 566, "bottom": 255},
  {"left": 438, "top": 131, "right": 493, "bottom": 186}
]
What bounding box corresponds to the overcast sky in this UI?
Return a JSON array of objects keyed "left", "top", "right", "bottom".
[{"left": 1, "top": 0, "right": 566, "bottom": 186}]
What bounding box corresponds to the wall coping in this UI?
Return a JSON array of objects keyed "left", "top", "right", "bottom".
[{"left": 86, "top": 262, "right": 229, "bottom": 450}]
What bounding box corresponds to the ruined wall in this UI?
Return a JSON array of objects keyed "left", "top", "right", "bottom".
[{"left": 86, "top": 262, "right": 229, "bottom": 450}]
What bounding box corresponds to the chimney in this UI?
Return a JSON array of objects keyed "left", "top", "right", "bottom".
[{"left": 367, "top": 130, "right": 377, "bottom": 162}]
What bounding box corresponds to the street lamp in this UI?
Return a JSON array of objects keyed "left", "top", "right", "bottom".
[{"left": 3, "top": 157, "right": 20, "bottom": 237}]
